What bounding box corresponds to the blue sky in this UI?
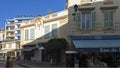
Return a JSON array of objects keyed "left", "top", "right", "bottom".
[{"left": 0, "top": 0, "right": 66, "bottom": 28}]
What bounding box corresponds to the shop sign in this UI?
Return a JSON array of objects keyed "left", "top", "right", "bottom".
[{"left": 100, "top": 48, "right": 120, "bottom": 52}]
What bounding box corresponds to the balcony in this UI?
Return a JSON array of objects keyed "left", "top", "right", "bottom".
[
  {"left": 3, "top": 39, "right": 15, "bottom": 42},
  {"left": 15, "top": 39, "right": 20, "bottom": 42},
  {"left": 15, "top": 28, "right": 20, "bottom": 31},
  {"left": 15, "top": 33, "right": 20, "bottom": 36},
  {"left": 6, "top": 35, "right": 15, "bottom": 38},
  {"left": 6, "top": 23, "right": 15, "bottom": 26},
  {"left": 14, "top": 22, "right": 21, "bottom": 25},
  {"left": 6, "top": 29, "right": 15, "bottom": 32}
]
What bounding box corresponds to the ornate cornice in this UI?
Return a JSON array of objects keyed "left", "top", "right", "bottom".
[
  {"left": 100, "top": 6, "right": 118, "bottom": 10},
  {"left": 20, "top": 24, "right": 35, "bottom": 28},
  {"left": 20, "top": 15, "right": 68, "bottom": 28},
  {"left": 44, "top": 15, "right": 68, "bottom": 23},
  {"left": 78, "top": 7, "right": 95, "bottom": 11}
]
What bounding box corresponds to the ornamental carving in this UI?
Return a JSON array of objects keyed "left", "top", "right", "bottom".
[{"left": 34, "top": 17, "right": 44, "bottom": 28}]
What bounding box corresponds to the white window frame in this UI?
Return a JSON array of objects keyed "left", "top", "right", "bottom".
[
  {"left": 30, "top": 28, "right": 35, "bottom": 40},
  {"left": 81, "top": 12, "right": 91, "bottom": 30}
]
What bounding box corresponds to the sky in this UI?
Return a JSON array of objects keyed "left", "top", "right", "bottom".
[{"left": 0, "top": 0, "right": 66, "bottom": 28}]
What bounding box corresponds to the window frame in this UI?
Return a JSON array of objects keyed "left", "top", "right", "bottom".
[
  {"left": 51, "top": 23, "right": 58, "bottom": 37},
  {"left": 103, "top": 10, "right": 114, "bottom": 29},
  {"left": 24, "top": 29, "right": 29, "bottom": 40}
]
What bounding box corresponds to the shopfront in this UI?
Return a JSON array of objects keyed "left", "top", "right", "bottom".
[
  {"left": 68, "top": 35, "right": 120, "bottom": 67},
  {"left": 21, "top": 43, "right": 45, "bottom": 62}
]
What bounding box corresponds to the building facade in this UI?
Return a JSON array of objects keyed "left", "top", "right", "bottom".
[
  {"left": 1, "top": 17, "right": 34, "bottom": 59},
  {"left": 0, "top": 29, "right": 5, "bottom": 60},
  {"left": 67, "top": 0, "right": 120, "bottom": 67},
  {"left": 0, "top": 29, "right": 5, "bottom": 42},
  {"left": 20, "top": 10, "right": 68, "bottom": 64}
]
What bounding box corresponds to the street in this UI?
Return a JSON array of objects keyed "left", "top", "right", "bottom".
[{"left": 0, "top": 60, "right": 27, "bottom": 68}]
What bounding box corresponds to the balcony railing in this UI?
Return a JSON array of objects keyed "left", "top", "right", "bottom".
[
  {"left": 15, "top": 34, "right": 20, "bottom": 36},
  {"left": 43, "top": 10, "right": 68, "bottom": 20},
  {"left": 3, "top": 39, "right": 15, "bottom": 42},
  {"left": 6, "top": 29, "right": 15, "bottom": 32},
  {"left": 6, "top": 24, "right": 15, "bottom": 26},
  {"left": 6, "top": 35, "right": 15, "bottom": 38},
  {"left": 14, "top": 22, "right": 21, "bottom": 25},
  {"left": 15, "top": 28, "right": 20, "bottom": 30}
]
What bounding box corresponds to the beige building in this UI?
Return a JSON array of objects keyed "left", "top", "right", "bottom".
[
  {"left": 67, "top": 0, "right": 120, "bottom": 50},
  {"left": 20, "top": 10, "right": 68, "bottom": 63},
  {"left": 66, "top": 0, "right": 120, "bottom": 67}
]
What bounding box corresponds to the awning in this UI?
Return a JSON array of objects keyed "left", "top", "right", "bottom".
[
  {"left": 73, "top": 40, "right": 120, "bottom": 48},
  {"left": 73, "top": 40, "right": 120, "bottom": 52},
  {"left": 21, "top": 47, "right": 35, "bottom": 51}
]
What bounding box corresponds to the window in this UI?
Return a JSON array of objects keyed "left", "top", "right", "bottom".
[
  {"left": 44, "top": 25, "right": 50, "bottom": 38},
  {"left": 25, "top": 29, "right": 29, "bottom": 40},
  {"left": 52, "top": 24, "right": 58, "bottom": 37},
  {"left": 18, "top": 36, "right": 20, "bottom": 40},
  {"left": 75, "top": 11, "right": 96, "bottom": 30},
  {"left": 9, "top": 44, "right": 12, "bottom": 48},
  {"left": 104, "top": 10, "right": 113, "bottom": 29},
  {"left": 0, "top": 44, "right": 2, "bottom": 49},
  {"left": 30, "top": 28, "right": 35, "bottom": 40},
  {"left": 81, "top": 12, "right": 91, "bottom": 30}
]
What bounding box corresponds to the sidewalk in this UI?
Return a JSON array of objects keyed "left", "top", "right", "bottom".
[
  {"left": 14, "top": 60, "right": 63, "bottom": 67},
  {"left": 0, "top": 60, "right": 24, "bottom": 68}
]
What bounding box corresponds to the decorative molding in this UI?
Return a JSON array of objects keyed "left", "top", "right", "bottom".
[
  {"left": 103, "top": 0, "right": 113, "bottom": 5},
  {"left": 20, "top": 24, "right": 35, "bottom": 28},
  {"left": 78, "top": 7, "right": 95, "bottom": 11},
  {"left": 44, "top": 15, "right": 68, "bottom": 23},
  {"left": 100, "top": 6, "right": 118, "bottom": 10}
]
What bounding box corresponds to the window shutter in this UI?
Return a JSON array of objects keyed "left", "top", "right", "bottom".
[
  {"left": 104, "top": 10, "right": 113, "bottom": 29},
  {"left": 104, "top": 10, "right": 108, "bottom": 28},
  {"left": 91, "top": 11, "right": 96, "bottom": 29},
  {"left": 75, "top": 11, "right": 81, "bottom": 29},
  {"left": 108, "top": 11, "right": 113, "bottom": 28}
]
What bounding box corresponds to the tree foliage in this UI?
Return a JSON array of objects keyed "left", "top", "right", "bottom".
[
  {"left": 45, "top": 38, "right": 67, "bottom": 49},
  {"left": 44, "top": 38, "right": 67, "bottom": 55}
]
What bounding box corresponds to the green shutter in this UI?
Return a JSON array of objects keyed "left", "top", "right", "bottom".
[
  {"left": 91, "top": 11, "right": 96, "bottom": 29},
  {"left": 75, "top": 12, "right": 81, "bottom": 29},
  {"left": 104, "top": 11, "right": 108, "bottom": 28},
  {"left": 109, "top": 11, "right": 113, "bottom": 28},
  {"left": 104, "top": 10, "right": 113, "bottom": 29}
]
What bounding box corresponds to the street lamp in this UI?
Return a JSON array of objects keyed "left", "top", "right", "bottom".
[
  {"left": 74, "top": 4, "right": 78, "bottom": 12},
  {"left": 72, "top": 4, "right": 78, "bottom": 16}
]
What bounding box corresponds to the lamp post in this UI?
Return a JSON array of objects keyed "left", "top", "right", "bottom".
[{"left": 74, "top": 4, "right": 78, "bottom": 12}]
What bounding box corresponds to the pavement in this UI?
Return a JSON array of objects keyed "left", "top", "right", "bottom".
[
  {"left": 0, "top": 60, "right": 26, "bottom": 68},
  {"left": 14, "top": 60, "right": 63, "bottom": 68}
]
